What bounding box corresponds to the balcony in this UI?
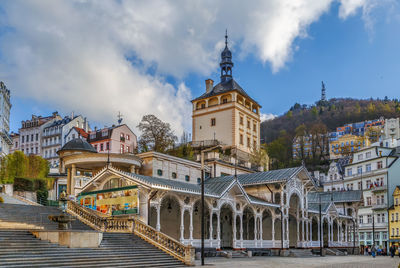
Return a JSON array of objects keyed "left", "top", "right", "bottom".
[
  {"left": 371, "top": 185, "right": 387, "bottom": 193},
  {"left": 190, "top": 140, "right": 220, "bottom": 148},
  {"left": 372, "top": 203, "right": 387, "bottom": 210}
]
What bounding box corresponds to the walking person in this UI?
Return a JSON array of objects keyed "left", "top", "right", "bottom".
[
  {"left": 371, "top": 245, "right": 376, "bottom": 258},
  {"left": 390, "top": 245, "right": 395, "bottom": 258}
]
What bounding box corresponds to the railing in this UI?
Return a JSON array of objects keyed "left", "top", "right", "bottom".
[
  {"left": 67, "top": 201, "right": 194, "bottom": 265},
  {"left": 134, "top": 219, "right": 194, "bottom": 265}
]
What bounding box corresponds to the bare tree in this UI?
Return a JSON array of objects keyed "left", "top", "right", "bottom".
[{"left": 137, "top": 115, "right": 177, "bottom": 153}]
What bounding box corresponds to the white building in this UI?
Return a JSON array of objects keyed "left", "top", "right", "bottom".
[
  {"left": 0, "top": 82, "right": 12, "bottom": 156},
  {"left": 42, "top": 114, "right": 89, "bottom": 167},
  {"left": 19, "top": 113, "right": 61, "bottom": 156},
  {"left": 342, "top": 146, "right": 400, "bottom": 248}
]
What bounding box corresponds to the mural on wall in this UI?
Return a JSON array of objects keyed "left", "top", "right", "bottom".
[{"left": 78, "top": 186, "right": 138, "bottom": 216}]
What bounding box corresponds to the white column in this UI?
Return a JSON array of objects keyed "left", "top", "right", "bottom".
[
  {"left": 189, "top": 209, "right": 193, "bottom": 242},
  {"left": 272, "top": 217, "right": 275, "bottom": 247},
  {"left": 345, "top": 224, "right": 348, "bottom": 242},
  {"left": 240, "top": 214, "right": 243, "bottom": 247},
  {"left": 233, "top": 213, "right": 237, "bottom": 248},
  {"left": 156, "top": 204, "right": 161, "bottom": 231},
  {"left": 217, "top": 212, "right": 221, "bottom": 248},
  {"left": 254, "top": 215, "right": 257, "bottom": 246},
  {"left": 209, "top": 212, "right": 213, "bottom": 240},
  {"left": 180, "top": 209, "right": 184, "bottom": 242},
  {"left": 301, "top": 211, "right": 305, "bottom": 243}
]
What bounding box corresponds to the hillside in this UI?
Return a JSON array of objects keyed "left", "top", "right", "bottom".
[{"left": 261, "top": 97, "right": 400, "bottom": 170}]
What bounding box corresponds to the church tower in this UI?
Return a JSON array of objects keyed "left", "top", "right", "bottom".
[{"left": 191, "top": 33, "right": 261, "bottom": 156}]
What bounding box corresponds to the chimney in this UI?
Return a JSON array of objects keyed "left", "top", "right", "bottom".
[
  {"left": 205, "top": 79, "right": 214, "bottom": 93},
  {"left": 71, "top": 111, "right": 74, "bottom": 119}
]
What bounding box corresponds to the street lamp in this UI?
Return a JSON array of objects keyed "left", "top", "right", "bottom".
[{"left": 200, "top": 144, "right": 223, "bottom": 266}]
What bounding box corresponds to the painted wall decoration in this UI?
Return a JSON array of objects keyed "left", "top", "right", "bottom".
[{"left": 78, "top": 185, "right": 138, "bottom": 216}]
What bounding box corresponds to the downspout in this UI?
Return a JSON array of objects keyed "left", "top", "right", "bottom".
[{"left": 265, "top": 184, "right": 274, "bottom": 203}]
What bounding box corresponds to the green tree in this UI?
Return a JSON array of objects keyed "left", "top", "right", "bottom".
[{"left": 137, "top": 114, "right": 177, "bottom": 153}]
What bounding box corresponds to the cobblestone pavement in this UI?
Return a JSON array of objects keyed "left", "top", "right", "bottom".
[{"left": 197, "top": 255, "right": 400, "bottom": 268}]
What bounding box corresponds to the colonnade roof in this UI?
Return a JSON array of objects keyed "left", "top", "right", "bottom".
[
  {"left": 308, "top": 191, "right": 362, "bottom": 204},
  {"left": 204, "top": 166, "right": 307, "bottom": 186}
]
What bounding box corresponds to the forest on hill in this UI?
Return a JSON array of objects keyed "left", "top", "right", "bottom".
[{"left": 261, "top": 97, "right": 400, "bottom": 170}]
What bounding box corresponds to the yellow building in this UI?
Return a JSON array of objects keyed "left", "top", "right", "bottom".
[
  {"left": 191, "top": 34, "right": 261, "bottom": 156},
  {"left": 389, "top": 186, "right": 400, "bottom": 248},
  {"left": 329, "top": 134, "right": 370, "bottom": 159}
]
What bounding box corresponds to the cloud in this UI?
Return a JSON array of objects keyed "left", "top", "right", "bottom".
[
  {"left": 0, "top": 0, "right": 390, "bottom": 134},
  {"left": 260, "top": 113, "right": 276, "bottom": 122}
]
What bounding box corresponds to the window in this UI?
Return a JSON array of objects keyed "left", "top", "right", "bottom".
[
  {"left": 201, "top": 103, "right": 205, "bottom": 109},
  {"left": 375, "top": 232, "right": 380, "bottom": 240},
  {"left": 359, "top": 215, "right": 363, "bottom": 224},
  {"left": 120, "top": 144, "right": 124, "bottom": 153},
  {"left": 367, "top": 232, "right": 372, "bottom": 240},
  {"left": 396, "top": 198, "right": 399, "bottom": 206},
  {"left": 383, "top": 232, "right": 387, "bottom": 240},
  {"left": 366, "top": 152, "right": 371, "bottom": 158},
  {"left": 357, "top": 166, "right": 362, "bottom": 174},
  {"left": 120, "top": 133, "right": 125, "bottom": 142},
  {"left": 397, "top": 228, "right": 399, "bottom": 236},
  {"left": 377, "top": 161, "right": 383, "bottom": 169},
  {"left": 382, "top": 214, "right": 385, "bottom": 223},
  {"left": 90, "top": 133, "right": 96, "bottom": 139},
  {"left": 366, "top": 180, "right": 371, "bottom": 188},
  {"left": 102, "top": 130, "right": 108, "bottom": 137},
  {"left": 26, "top": 135, "right": 29, "bottom": 142},
  {"left": 31, "top": 134, "right": 33, "bottom": 141},
  {"left": 240, "top": 134, "right": 243, "bottom": 145},
  {"left": 347, "top": 169, "right": 352, "bottom": 176},
  {"left": 211, "top": 118, "right": 216, "bottom": 126},
  {"left": 35, "top": 147, "right": 38, "bottom": 154},
  {"left": 396, "top": 213, "right": 399, "bottom": 221},
  {"left": 36, "top": 133, "right": 38, "bottom": 141},
  {"left": 72, "top": 134, "right": 75, "bottom": 139},
  {"left": 366, "top": 164, "right": 371, "bottom": 172},
  {"left": 94, "top": 145, "right": 98, "bottom": 151},
  {"left": 240, "top": 116, "right": 243, "bottom": 125},
  {"left": 358, "top": 154, "right": 363, "bottom": 160},
  {"left": 197, "top": 178, "right": 201, "bottom": 184},
  {"left": 253, "top": 123, "right": 256, "bottom": 132},
  {"left": 172, "top": 172, "right": 177, "bottom": 179},
  {"left": 222, "top": 98, "right": 227, "bottom": 104},
  {"left": 126, "top": 134, "right": 130, "bottom": 141},
  {"left": 377, "top": 214, "right": 381, "bottom": 223},
  {"left": 126, "top": 146, "right": 129, "bottom": 152},
  {"left": 393, "top": 228, "right": 395, "bottom": 236},
  {"left": 185, "top": 175, "right": 190, "bottom": 182},
  {"left": 247, "top": 120, "right": 250, "bottom": 129},
  {"left": 106, "top": 142, "right": 110, "bottom": 150},
  {"left": 22, "top": 136, "right": 24, "bottom": 143},
  {"left": 100, "top": 143, "right": 104, "bottom": 151},
  {"left": 392, "top": 213, "right": 395, "bottom": 222},
  {"left": 157, "top": 169, "right": 163, "bottom": 176},
  {"left": 360, "top": 232, "right": 365, "bottom": 240},
  {"left": 366, "top": 197, "right": 371, "bottom": 206},
  {"left": 358, "top": 182, "right": 362, "bottom": 190},
  {"left": 247, "top": 137, "right": 250, "bottom": 148}
]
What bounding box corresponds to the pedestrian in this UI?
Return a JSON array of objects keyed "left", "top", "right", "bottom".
[
  {"left": 368, "top": 246, "right": 371, "bottom": 256},
  {"left": 371, "top": 245, "right": 376, "bottom": 258},
  {"left": 365, "top": 246, "right": 368, "bottom": 256},
  {"left": 390, "top": 245, "right": 395, "bottom": 258}
]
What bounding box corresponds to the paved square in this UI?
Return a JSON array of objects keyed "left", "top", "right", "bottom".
[{"left": 198, "top": 256, "right": 400, "bottom": 268}]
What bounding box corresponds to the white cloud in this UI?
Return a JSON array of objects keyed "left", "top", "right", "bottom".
[
  {"left": 260, "top": 113, "right": 276, "bottom": 122},
  {"left": 0, "top": 0, "right": 390, "bottom": 134}
]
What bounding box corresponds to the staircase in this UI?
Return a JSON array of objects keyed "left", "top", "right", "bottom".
[
  {"left": 288, "top": 248, "right": 315, "bottom": 257},
  {"left": 0, "top": 203, "right": 92, "bottom": 230},
  {"left": 0, "top": 230, "right": 186, "bottom": 267},
  {"left": 325, "top": 248, "right": 346, "bottom": 256}
]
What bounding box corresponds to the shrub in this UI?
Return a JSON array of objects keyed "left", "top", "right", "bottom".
[{"left": 0, "top": 196, "right": 4, "bottom": 203}]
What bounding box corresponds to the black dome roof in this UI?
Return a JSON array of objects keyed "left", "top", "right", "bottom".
[
  {"left": 221, "top": 46, "right": 232, "bottom": 58},
  {"left": 59, "top": 138, "right": 97, "bottom": 153}
]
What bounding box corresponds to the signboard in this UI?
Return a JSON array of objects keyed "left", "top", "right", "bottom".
[{"left": 78, "top": 185, "right": 138, "bottom": 216}]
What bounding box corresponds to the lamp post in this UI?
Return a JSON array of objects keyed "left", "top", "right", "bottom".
[{"left": 200, "top": 144, "right": 222, "bottom": 266}]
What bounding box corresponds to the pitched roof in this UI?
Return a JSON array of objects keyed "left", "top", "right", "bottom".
[
  {"left": 191, "top": 79, "right": 260, "bottom": 107},
  {"left": 73, "top": 127, "right": 88, "bottom": 138},
  {"left": 307, "top": 190, "right": 362, "bottom": 204},
  {"left": 203, "top": 166, "right": 304, "bottom": 186}
]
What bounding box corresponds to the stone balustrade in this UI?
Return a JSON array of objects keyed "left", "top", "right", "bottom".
[{"left": 67, "top": 201, "right": 194, "bottom": 265}]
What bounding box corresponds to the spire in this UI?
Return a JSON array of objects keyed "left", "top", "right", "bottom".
[
  {"left": 225, "top": 29, "right": 228, "bottom": 47},
  {"left": 321, "top": 81, "right": 326, "bottom": 101},
  {"left": 220, "top": 30, "right": 233, "bottom": 83}
]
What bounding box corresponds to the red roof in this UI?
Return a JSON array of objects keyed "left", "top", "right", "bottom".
[{"left": 74, "top": 127, "right": 88, "bottom": 138}]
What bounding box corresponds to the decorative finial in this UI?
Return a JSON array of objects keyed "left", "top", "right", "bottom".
[
  {"left": 225, "top": 29, "right": 228, "bottom": 47},
  {"left": 117, "top": 111, "right": 123, "bottom": 125}
]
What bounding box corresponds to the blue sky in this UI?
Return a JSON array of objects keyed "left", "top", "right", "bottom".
[{"left": 1, "top": 1, "right": 399, "bottom": 135}]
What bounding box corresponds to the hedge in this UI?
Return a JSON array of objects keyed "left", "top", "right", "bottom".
[{"left": 13, "top": 177, "right": 50, "bottom": 192}]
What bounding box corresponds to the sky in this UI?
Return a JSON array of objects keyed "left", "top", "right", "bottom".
[{"left": 0, "top": 0, "right": 399, "bottom": 137}]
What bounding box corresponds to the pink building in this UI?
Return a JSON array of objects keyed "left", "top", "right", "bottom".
[{"left": 87, "top": 124, "right": 137, "bottom": 154}]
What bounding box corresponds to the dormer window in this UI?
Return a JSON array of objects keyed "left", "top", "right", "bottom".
[
  {"left": 201, "top": 103, "right": 205, "bottom": 109},
  {"left": 222, "top": 98, "right": 227, "bottom": 104}
]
